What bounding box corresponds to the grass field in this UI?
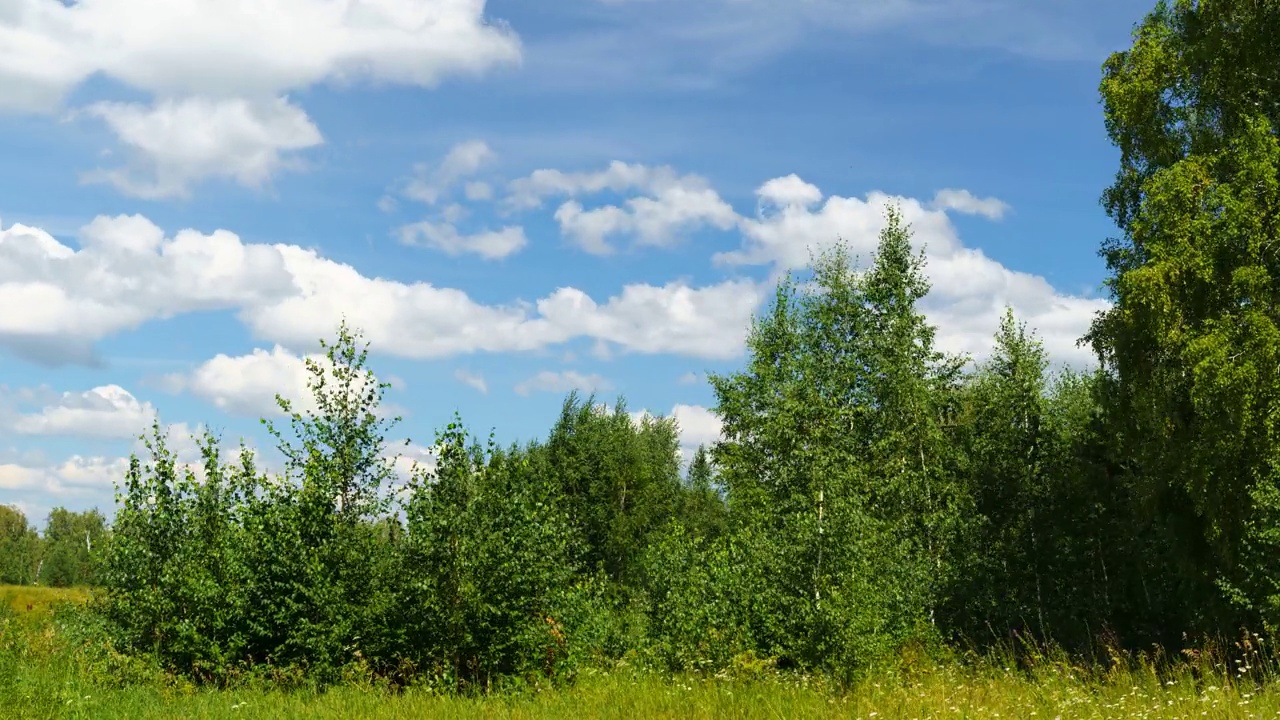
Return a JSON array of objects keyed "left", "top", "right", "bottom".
[
  {"left": 3, "top": 584, "right": 1279, "bottom": 719},
  {"left": 0, "top": 585, "right": 91, "bottom": 618}
]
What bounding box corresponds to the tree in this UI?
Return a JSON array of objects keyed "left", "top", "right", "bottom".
[
  {"left": 709, "top": 207, "right": 965, "bottom": 674},
  {"left": 947, "top": 309, "right": 1052, "bottom": 640},
  {"left": 539, "top": 393, "right": 683, "bottom": 590},
  {"left": 39, "top": 507, "right": 108, "bottom": 587},
  {"left": 1087, "top": 0, "right": 1280, "bottom": 629},
  {"left": 0, "top": 505, "right": 41, "bottom": 586}
]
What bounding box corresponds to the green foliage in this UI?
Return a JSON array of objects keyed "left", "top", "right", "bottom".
[
  {"left": 38, "top": 507, "right": 107, "bottom": 587},
  {"left": 709, "top": 208, "right": 965, "bottom": 676},
  {"left": 399, "top": 418, "right": 582, "bottom": 690},
  {"left": 1090, "top": 0, "right": 1280, "bottom": 633},
  {"left": 540, "top": 393, "right": 684, "bottom": 589},
  {"left": 0, "top": 506, "right": 41, "bottom": 586},
  {"left": 67, "top": 4, "right": 1280, "bottom": 686}
]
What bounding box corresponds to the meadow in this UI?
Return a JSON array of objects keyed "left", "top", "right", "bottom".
[{"left": 4, "top": 585, "right": 1280, "bottom": 720}]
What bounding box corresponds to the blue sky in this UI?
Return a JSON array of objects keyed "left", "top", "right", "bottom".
[{"left": 0, "top": 0, "right": 1153, "bottom": 526}]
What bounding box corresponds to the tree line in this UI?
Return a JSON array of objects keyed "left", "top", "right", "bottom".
[
  {"left": 7, "top": 0, "right": 1280, "bottom": 694},
  {"left": 0, "top": 505, "right": 106, "bottom": 588}
]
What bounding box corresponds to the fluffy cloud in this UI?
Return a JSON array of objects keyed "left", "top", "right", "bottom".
[
  {"left": 671, "top": 403, "right": 723, "bottom": 453},
  {"left": 240, "top": 242, "right": 762, "bottom": 361},
  {"left": 454, "top": 369, "right": 488, "bottom": 394},
  {"left": 2, "top": 1, "right": 520, "bottom": 194},
  {"left": 79, "top": 97, "right": 323, "bottom": 198},
  {"left": 514, "top": 370, "right": 613, "bottom": 397},
  {"left": 0, "top": 213, "right": 762, "bottom": 366},
  {"left": 505, "top": 161, "right": 675, "bottom": 210},
  {"left": 160, "top": 344, "right": 400, "bottom": 420},
  {"left": 0, "top": 456, "right": 129, "bottom": 495},
  {"left": 508, "top": 161, "right": 737, "bottom": 254},
  {"left": 0, "top": 215, "right": 295, "bottom": 364},
  {"left": 392, "top": 142, "right": 528, "bottom": 259},
  {"left": 717, "top": 176, "right": 1106, "bottom": 366},
  {"left": 10, "top": 385, "right": 156, "bottom": 439},
  {"left": 533, "top": 279, "right": 764, "bottom": 360},
  {"left": 0, "top": 167, "right": 1102, "bottom": 369},
  {"left": 0, "top": 0, "right": 521, "bottom": 114},
  {"left": 386, "top": 441, "right": 438, "bottom": 484},
  {"left": 159, "top": 345, "right": 317, "bottom": 418}
]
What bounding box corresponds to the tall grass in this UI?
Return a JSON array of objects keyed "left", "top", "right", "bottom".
[{"left": 4, "top": 586, "right": 1280, "bottom": 719}]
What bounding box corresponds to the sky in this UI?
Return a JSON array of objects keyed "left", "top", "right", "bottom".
[{"left": 0, "top": 0, "right": 1155, "bottom": 526}]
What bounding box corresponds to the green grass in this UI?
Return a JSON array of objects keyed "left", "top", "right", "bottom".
[
  {"left": 12, "top": 663, "right": 1280, "bottom": 720},
  {"left": 0, "top": 584, "right": 91, "bottom": 618},
  {"left": 4, "top": 585, "right": 1280, "bottom": 719}
]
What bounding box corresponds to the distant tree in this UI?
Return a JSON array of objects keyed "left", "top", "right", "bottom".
[
  {"left": 539, "top": 393, "right": 683, "bottom": 589},
  {"left": 38, "top": 507, "right": 106, "bottom": 587},
  {"left": 0, "top": 505, "right": 41, "bottom": 585}
]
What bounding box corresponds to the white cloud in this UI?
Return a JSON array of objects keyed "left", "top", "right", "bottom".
[
  {"left": 403, "top": 140, "right": 497, "bottom": 206},
  {"left": 534, "top": 279, "right": 764, "bottom": 360},
  {"left": 514, "top": 370, "right": 613, "bottom": 397},
  {"left": 677, "top": 371, "right": 701, "bottom": 385},
  {"left": 160, "top": 345, "right": 317, "bottom": 418},
  {"left": 506, "top": 160, "right": 674, "bottom": 210},
  {"left": 464, "top": 181, "right": 493, "bottom": 201},
  {"left": 507, "top": 161, "right": 737, "bottom": 254},
  {"left": 0, "top": 168, "right": 1098, "bottom": 371},
  {"left": 396, "top": 221, "right": 527, "bottom": 259},
  {"left": 0, "top": 0, "right": 522, "bottom": 114},
  {"left": 160, "top": 344, "right": 397, "bottom": 421},
  {"left": 630, "top": 402, "right": 723, "bottom": 463},
  {"left": 385, "top": 441, "right": 438, "bottom": 484},
  {"left": 239, "top": 240, "right": 762, "bottom": 361},
  {"left": 672, "top": 403, "right": 723, "bottom": 453},
  {"left": 718, "top": 177, "right": 1104, "bottom": 366},
  {"left": 10, "top": 384, "right": 156, "bottom": 439},
  {"left": 0, "top": 456, "right": 129, "bottom": 495},
  {"left": 79, "top": 96, "right": 323, "bottom": 198},
  {"left": 0, "top": 215, "right": 296, "bottom": 364},
  {"left": 930, "top": 188, "right": 1010, "bottom": 220},
  {"left": 454, "top": 369, "right": 488, "bottom": 394},
  {"left": 2, "top": 1, "right": 519, "bottom": 194}
]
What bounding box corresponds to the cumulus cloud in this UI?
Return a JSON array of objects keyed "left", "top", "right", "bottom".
[
  {"left": 507, "top": 161, "right": 737, "bottom": 254},
  {"left": 160, "top": 344, "right": 399, "bottom": 420},
  {"left": 0, "top": 213, "right": 762, "bottom": 366},
  {"left": 533, "top": 279, "right": 765, "bottom": 360},
  {"left": 159, "top": 345, "right": 317, "bottom": 418},
  {"left": 454, "top": 369, "right": 488, "bottom": 394},
  {"left": 385, "top": 441, "right": 439, "bottom": 484},
  {"left": 0, "top": 456, "right": 129, "bottom": 495},
  {"left": 0, "top": 167, "right": 1101, "bottom": 370},
  {"left": 717, "top": 177, "right": 1105, "bottom": 366},
  {"left": 0, "top": 1, "right": 521, "bottom": 114},
  {"left": 514, "top": 370, "right": 613, "bottom": 397},
  {"left": 10, "top": 384, "right": 156, "bottom": 439},
  {"left": 2, "top": 1, "right": 520, "bottom": 194},
  {"left": 0, "top": 215, "right": 296, "bottom": 364},
  {"left": 79, "top": 97, "right": 323, "bottom": 198}
]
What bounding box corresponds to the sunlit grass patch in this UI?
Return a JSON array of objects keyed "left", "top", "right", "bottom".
[{"left": 0, "top": 584, "right": 92, "bottom": 618}]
